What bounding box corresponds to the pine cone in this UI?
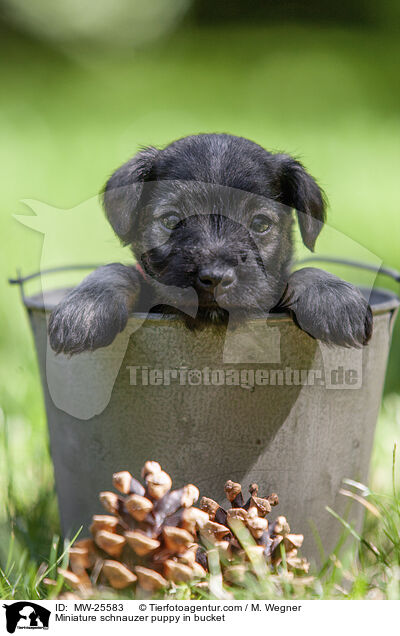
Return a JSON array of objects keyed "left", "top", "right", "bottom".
[
  {"left": 53, "top": 462, "right": 309, "bottom": 596},
  {"left": 198, "top": 480, "right": 310, "bottom": 580}
]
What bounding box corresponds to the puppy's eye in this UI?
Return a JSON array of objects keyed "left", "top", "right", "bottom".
[
  {"left": 160, "top": 213, "right": 181, "bottom": 230},
  {"left": 250, "top": 214, "right": 271, "bottom": 234}
]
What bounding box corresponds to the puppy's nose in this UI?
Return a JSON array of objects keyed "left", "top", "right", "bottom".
[{"left": 197, "top": 267, "right": 236, "bottom": 291}]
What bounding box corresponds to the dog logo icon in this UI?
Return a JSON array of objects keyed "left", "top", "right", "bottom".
[{"left": 3, "top": 602, "right": 50, "bottom": 633}]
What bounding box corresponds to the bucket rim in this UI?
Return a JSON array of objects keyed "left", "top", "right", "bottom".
[{"left": 22, "top": 284, "right": 400, "bottom": 321}]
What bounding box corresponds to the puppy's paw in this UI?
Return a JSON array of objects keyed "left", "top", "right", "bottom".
[
  {"left": 48, "top": 288, "right": 129, "bottom": 355},
  {"left": 293, "top": 283, "right": 372, "bottom": 347},
  {"left": 280, "top": 268, "right": 373, "bottom": 347}
]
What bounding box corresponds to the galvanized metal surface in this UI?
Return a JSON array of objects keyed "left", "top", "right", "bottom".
[{"left": 25, "top": 286, "right": 399, "bottom": 563}]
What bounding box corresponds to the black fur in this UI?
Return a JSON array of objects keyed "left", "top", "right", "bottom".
[
  {"left": 48, "top": 133, "right": 372, "bottom": 354},
  {"left": 48, "top": 264, "right": 140, "bottom": 354}
]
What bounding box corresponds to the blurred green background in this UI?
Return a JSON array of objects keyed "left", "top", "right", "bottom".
[{"left": 0, "top": 1, "right": 399, "bottom": 572}]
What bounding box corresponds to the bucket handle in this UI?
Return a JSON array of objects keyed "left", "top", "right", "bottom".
[
  {"left": 10, "top": 258, "right": 400, "bottom": 286},
  {"left": 295, "top": 256, "right": 400, "bottom": 285},
  {"left": 8, "top": 264, "right": 103, "bottom": 304},
  {"left": 9, "top": 257, "right": 400, "bottom": 303}
]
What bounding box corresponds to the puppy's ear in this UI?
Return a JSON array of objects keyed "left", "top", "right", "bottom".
[
  {"left": 103, "top": 146, "right": 158, "bottom": 242},
  {"left": 274, "top": 154, "right": 326, "bottom": 251}
]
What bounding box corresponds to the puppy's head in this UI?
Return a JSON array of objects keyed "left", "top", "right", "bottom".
[{"left": 103, "top": 134, "right": 325, "bottom": 322}]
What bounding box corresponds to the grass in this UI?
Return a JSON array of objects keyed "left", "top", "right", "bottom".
[{"left": 1, "top": 21, "right": 399, "bottom": 600}]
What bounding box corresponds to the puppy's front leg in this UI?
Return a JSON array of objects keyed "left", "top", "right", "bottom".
[
  {"left": 275, "top": 267, "right": 373, "bottom": 347},
  {"left": 48, "top": 263, "right": 140, "bottom": 354}
]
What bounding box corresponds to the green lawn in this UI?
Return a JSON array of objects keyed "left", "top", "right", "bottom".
[{"left": 0, "top": 23, "right": 399, "bottom": 599}]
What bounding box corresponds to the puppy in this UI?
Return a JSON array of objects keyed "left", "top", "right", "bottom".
[{"left": 48, "top": 134, "right": 372, "bottom": 354}]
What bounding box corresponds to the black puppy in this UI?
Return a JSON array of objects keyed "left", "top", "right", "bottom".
[{"left": 48, "top": 134, "right": 372, "bottom": 354}]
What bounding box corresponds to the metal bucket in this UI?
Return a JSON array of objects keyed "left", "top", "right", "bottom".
[{"left": 11, "top": 259, "right": 400, "bottom": 562}]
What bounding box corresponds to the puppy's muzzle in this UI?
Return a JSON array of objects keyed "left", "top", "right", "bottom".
[{"left": 196, "top": 265, "right": 236, "bottom": 292}]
